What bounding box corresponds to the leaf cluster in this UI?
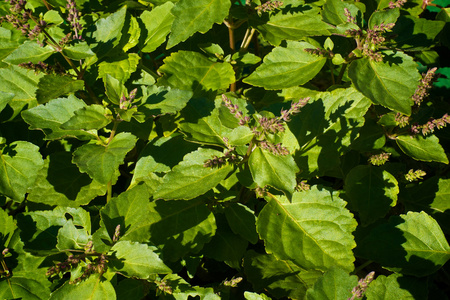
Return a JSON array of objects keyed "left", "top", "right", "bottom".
[{"left": 1, "top": 0, "right": 450, "bottom": 299}]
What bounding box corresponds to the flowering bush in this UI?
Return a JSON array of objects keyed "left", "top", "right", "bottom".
[{"left": 0, "top": 0, "right": 450, "bottom": 299}]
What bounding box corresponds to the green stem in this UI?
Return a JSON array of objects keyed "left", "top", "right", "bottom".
[
  {"left": 329, "top": 59, "right": 335, "bottom": 86},
  {"left": 105, "top": 120, "right": 120, "bottom": 203},
  {"left": 106, "top": 181, "right": 112, "bottom": 203},
  {"left": 240, "top": 28, "right": 256, "bottom": 51},
  {"left": 353, "top": 260, "right": 373, "bottom": 274},
  {"left": 226, "top": 18, "right": 237, "bottom": 92},
  {"left": 336, "top": 63, "right": 348, "bottom": 85}
]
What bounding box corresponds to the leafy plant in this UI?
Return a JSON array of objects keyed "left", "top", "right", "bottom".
[{"left": 0, "top": 0, "right": 450, "bottom": 299}]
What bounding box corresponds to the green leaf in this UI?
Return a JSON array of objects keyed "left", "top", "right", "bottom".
[
  {"left": 167, "top": 0, "right": 231, "bottom": 48},
  {"left": 56, "top": 219, "right": 90, "bottom": 251},
  {"left": 0, "top": 141, "right": 44, "bottom": 201},
  {"left": 0, "top": 65, "right": 43, "bottom": 118},
  {"left": 130, "top": 134, "right": 198, "bottom": 185},
  {"left": 365, "top": 273, "right": 428, "bottom": 300},
  {"left": 393, "top": 16, "right": 445, "bottom": 50},
  {"left": 202, "top": 215, "right": 248, "bottom": 268},
  {"left": 0, "top": 271, "right": 51, "bottom": 300},
  {"left": 243, "top": 41, "right": 327, "bottom": 90},
  {"left": 402, "top": 177, "right": 450, "bottom": 234},
  {"left": 244, "top": 250, "right": 322, "bottom": 299},
  {"left": 61, "top": 105, "right": 112, "bottom": 131},
  {"left": 72, "top": 132, "right": 137, "bottom": 184},
  {"left": 17, "top": 207, "right": 89, "bottom": 255},
  {"left": 36, "top": 75, "right": 84, "bottom": 104},
  {"left": 291, "top": 86, "right": 370, "bottom": 178},
  {"left": 140, "top": 2, "right": 175, "bottom": 52},
  {"left": 154, "top": 148, "right": 233, "bottom": 200},
  {"left": 93, "top": 5, "right": 127, "bottom": 43},
  {"left": 49, "top": 274, "right": 116, "bottom": 300},
  {"left": 224, "top": 203, "right": 258, "bottom": 244},
  {"left": 244, "top": 292, "right": 272, "bottom": 300},
  {"left": 257, "top": 187, "right": 357, "bottom": 272},
  {"left": 3, "top": 40, "right": 55, "bottom": 64},
  {"left": 356, "top": 211, "right": 450, "bottom": 276},
  {"left": 98, "top": 53, "right": 140, "bottom": 83},
  {"left": 149, "top": 198, "right": 217, "bottom": 261},
  {"left": 110, "top": 241, "right": 171, "bottom": 278},
  {"left": 348, "top": 52, "right": 421, "bottom": 115},
  {"left": 0, "top": 207, "right": 15, "bottom": 246},
  {"left": 0, "top": 27, "right": 25, "bottom": 68},
  {"left": 345, "top": 165, "right": 399, "bottom": 226},
  {"left": 396, "top": 134, "right": 448, "bottom": 164},
  {"left": 179, "top": 97, "right": 233, "bottom": 145},
  {"left": 115, "top": 279, "right": 146, "bottom": 300},
  {"left": 28, "top": 152, "right": 107, "bottom": 207},
  {"left": 368, "top": 8, "right": 400, "bottom": 29},
  {"left": 123, "top": 15, "right": 140, "bottom": 52},
  {"left": 100, "top": 184, "right": 153, "bottom": 243},
  {"left": 305, "top": 267, "right": 358, "bottom": 300},
  {"left": 104, "top": 74, "right": 127, "bottom": 105},
  {"left": 249, "top": 148, "right": 298, "bottom": 195},
  {"left": 62, "top": 42, "right": 95, "bottom": 60},
  {"left": 158, "top": 51, "right": 235, "bottom": 95},
  {"left": 0, "top": 91, "right": 14, "bottom": 113},
  {"left": 226, "top": 126, "right": 254, "bottom": 146},
  {"left": 21, "top": 95, "right": 96, "bottom": 140},
  {"left": 142, "top": 85, "right": 193, "bottom": 116},
  {"left": 159, "top": 274, "right": 220, "bottom": 299},
  {"left": 252, "top": 5, "right": 332, "bottom": 46},
  {"left": 322, "top": 0, "right": 362, "bottom": 26}
]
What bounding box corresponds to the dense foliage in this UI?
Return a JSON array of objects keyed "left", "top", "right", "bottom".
[{"left": 1, "top": 0, "right": 450, "bottom": 298}]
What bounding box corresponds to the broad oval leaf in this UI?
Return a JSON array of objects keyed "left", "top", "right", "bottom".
[
  {"left": 396, "top": 134, "right": 448, "bottom": 164},
  {"left": 224, "top": 203, "right": 258, "bottom": 244},
  {"left": 356, "top": 211, "right": 450, "bottom": 276},
  {"left": 249, "top": 147, "right": 299, "bottom": 195},
  {"left": 28, "top": 152, "right": 107, "bottom": 207},
  {"left": 401, "top": 177, "right": 450, "bottom": 234},
  {"left": 49, "top": 274, "right": 116, "bottom": 300},
  {"left": 3, "top": 40, "right": 55, "bottom": 64},
  {"left": 72, "top": 132, "right": 137, "bottom": 184},
  {"left": 244, "top": 250, "right": 323, "bottom": 299},
  {"left": 365, "top": 273, "right": 428, "bottom": 300},
  {"left": 305, "top": 267, "right": 358, "bottom": 300},
  {"left": 110, "top": 241, "right": 171, "bottom": 278},
  {"left": 252, "top": 5, "right": 332, "bottom": 46},
  {"left": 100, "top": 184, "right": 153, "bottom": 243},
  {"left": 98, "top": 53, "right": 140, "bottom": 83},
  {"left": 345, "top": 165, "right": 399, "bottom": 226},
  {"left": 0, "top": 65, "right": 43, "bottom": 118},
  {"left": 21, "top": 95, "right": 96, "bottom": 140},
  {"left": 149, "top": 198, "right": 217, "bottom": 261},
  {"left": 0, "top": 141, "right": 44, "bottom": 201},
  {"left": 348, "top": 52, "right": 421, "bottom": 115},
  {"left": 0, "top": 271, "right": 51, "bottom": 300},
  {"left": 154, "top": 148, "right": 233, "bottom": 200},
  {"left": 140, "top": 2, "right": 175, "bottom": 52},
  {"left": 158, "top": 51, "right": 235, "bottom": 95},
  {"left": 257, "top": 187, "right": 357, "bottom": 272},
  {"left": 243, "top": 41, "right": 327, "bottom": 90},
  {"left": 36, "top": 75, "right": 84, "bottom": 104},
  {"left": 167, "top": 0, "right": 231, "bottom": 48},
  {"left": 61, "top": 105, "right": 112, "bottom": 131}
]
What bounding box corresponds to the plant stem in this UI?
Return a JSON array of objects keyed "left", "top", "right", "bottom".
[
  {"left": 329, "top": 60, "right": 335, "bottom": 85},
  {"left": 226, "top": 18, "right": 237, "bottom": 92},
  {"left": 106, "top": 181, "right": 112, "bottom": 203},
  {"left": 241, "top": 28, "right": 256, "bottom": 51},
  {"left": 336, "top": 63, "right": 348, "bottom": 85},
  {"left": 353, "top": 260, "right": 373, "bottom": 274}
]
